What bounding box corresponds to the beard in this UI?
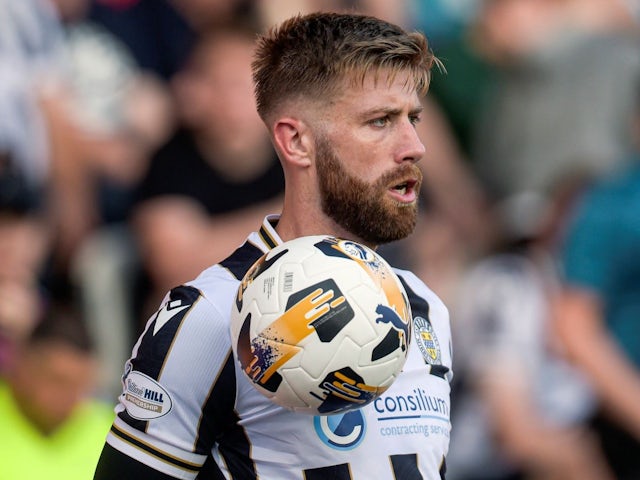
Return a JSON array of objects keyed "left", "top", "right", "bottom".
[{"left": 315, "top": 137, "right": 422, "bottom": 245}]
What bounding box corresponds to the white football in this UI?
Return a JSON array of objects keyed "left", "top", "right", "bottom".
[{"left": 230, "top": 235, "right": 412, "bottom": 415}]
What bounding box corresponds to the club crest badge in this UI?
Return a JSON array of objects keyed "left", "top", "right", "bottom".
[{"left": 413, "top": 316, "right": 441, "bottom": 365}]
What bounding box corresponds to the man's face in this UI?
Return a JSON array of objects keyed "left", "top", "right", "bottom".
[
  {"left": 173, "top": 36, "right": 264, "bottom": 145},
  {"left": 314, "top": 71, "right": 425, "bottom": 245},
  {"left": 0, "top": 216, "right": 48, "bottom": 285},
  {"left": 12, "top": 342, "right": 96, "bottom": 434}
]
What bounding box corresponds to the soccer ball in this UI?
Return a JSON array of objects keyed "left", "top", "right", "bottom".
[{"left": 230, "top": 235, "right": 412, "bottom": 415}]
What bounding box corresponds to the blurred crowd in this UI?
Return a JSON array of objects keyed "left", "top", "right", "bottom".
[{"left": 0, "top": 0, "right": 639, "bottom": 478}]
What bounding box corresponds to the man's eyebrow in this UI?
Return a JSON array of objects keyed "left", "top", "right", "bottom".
[
  {"left": 409, "top": 105, "right": 424, "bottom": 116},
  {"left": 359, "top": 104, "right": 424, "bottom": 119}
]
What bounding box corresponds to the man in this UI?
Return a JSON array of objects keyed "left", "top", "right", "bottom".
[
  {"left": 0, "top": 152, "right": 50, "bottom": 374},
  {"left": 0, "top": 306, "right": 114, "bottom": 479},
  {"left": 448, "top": 174, "right": 613, "bottom": 480},
  {"left": 554, "top": 153, "right": 640, "bottom": 477},
  {"left": 132, "top": 24, "right": 284, "bottom": 312},
  {"left": 94, "top": 12, "right": 452, "bottom": 479}
]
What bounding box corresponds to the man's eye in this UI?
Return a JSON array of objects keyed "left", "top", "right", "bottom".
[
  {"left": 409, "top": 114, "right": 422, "bottom": 126},
  {"left": 370, "top": 117, "right": 389, "bottom": 127}
]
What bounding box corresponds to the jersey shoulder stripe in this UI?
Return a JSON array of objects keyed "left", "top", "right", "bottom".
[
  {"left": 219, "top": 241, "right": 265, "bottom": 280},
  {"left": 119, "top": 285, "right": 201, "bottom": 431}
]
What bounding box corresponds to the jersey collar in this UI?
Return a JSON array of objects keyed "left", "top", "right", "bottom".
[{"left": 256, "top": 214, "right": 282, "bottom": 250}]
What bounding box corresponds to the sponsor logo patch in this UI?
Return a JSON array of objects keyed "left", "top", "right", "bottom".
[
  {"left": 314, "top": 410, "right": 367, "bottom": 450},
  {"left": 121, "top": 370, "right": 173, "bottom": 420}
]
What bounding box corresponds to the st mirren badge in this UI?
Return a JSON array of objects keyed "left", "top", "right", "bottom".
[{"left": 413, "top": 316, "right": 441, "bottom": 365}]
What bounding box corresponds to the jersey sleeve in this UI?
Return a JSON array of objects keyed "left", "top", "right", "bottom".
[
  {"left": 94, "top": 443, "right": 179, "bottom": 480},
  {"left": 98, "top": 284, "right": 236, "bottom": 479}
]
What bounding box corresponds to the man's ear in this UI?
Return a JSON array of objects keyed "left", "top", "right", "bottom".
[{"left": 272, "top": 117, "right": 313, "bottom": 167}]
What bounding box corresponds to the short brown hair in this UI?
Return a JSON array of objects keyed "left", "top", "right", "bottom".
[{"left": 253, "top": 12, "right": 437, "bottom": 121}]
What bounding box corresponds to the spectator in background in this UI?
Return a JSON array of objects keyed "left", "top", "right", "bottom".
[
  {"left": 0, "top": 305, "right": 113, "bottom": 479},
  {"left": 0, "top": 0, "right": 173, "bottom": 398},
  {"left": 0, "top": 154, "right": 49, "bottom": 375},
  {"left": 0, "top": 0, "right": 68, "bottom": 196},
  {"left": 446, "top": 171, "right": 614, "bottom": 480},
  {"left": 131, "top": 23, "right": 284, "bottom": 319},
  {"left": 469, "top": 0, "right": 640, "bottom": 203},
  {"left": 43, "top": 0, "right": 173, "bottom": 281},
  {"left": 554, "top": 93, "right": 640, "bottom": 479}
]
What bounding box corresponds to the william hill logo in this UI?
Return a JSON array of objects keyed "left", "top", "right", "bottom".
[
  {"left": 125, "top": 381, "right": 165, "bottom": 409},
  {"left": 122, "top": 370, "right": 173, "bottom": 420},
  {"left": 142, "top": 386, "right": 165, "bottom": 403}
]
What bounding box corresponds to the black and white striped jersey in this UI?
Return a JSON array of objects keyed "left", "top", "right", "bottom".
[{"left": 102, "top": 215, "right": 453, "bottom": 479}]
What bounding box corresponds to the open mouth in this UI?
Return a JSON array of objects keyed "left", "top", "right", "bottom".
[
  {"left": 389, "top": 179, "right": 418, "bottom": 202},
  {"left": 392, "top": 181, "right": 410, "bottom": 195}
]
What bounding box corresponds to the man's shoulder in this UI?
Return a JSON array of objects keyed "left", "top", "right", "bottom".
[{"left": 186, "top": 241, "right": 266, "bottom": 304}]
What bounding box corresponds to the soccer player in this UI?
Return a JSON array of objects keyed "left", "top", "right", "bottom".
[{"left": 94, "top": 12, "right": 452, "bottom": 479}]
